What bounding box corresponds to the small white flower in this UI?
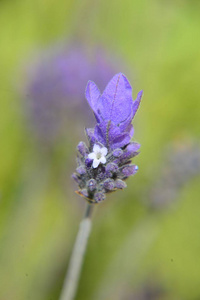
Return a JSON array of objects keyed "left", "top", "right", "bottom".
[{"left": 88, "top": 144, "right": 108, "bottom": 168}]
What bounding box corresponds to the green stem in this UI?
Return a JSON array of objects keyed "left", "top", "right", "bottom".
[{"left": 59, "top": 203, "right": 94, "bottom": 300}]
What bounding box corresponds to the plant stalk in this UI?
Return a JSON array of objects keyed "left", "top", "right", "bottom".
[{"left": 59, "top": 203, "right": 94, "bottom": 300}]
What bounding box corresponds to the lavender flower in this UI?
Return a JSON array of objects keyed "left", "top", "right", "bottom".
[
  {"left": 147, "top": 140, "right": 200, "bottom": 209},
  {"left": 22, "top": 44, "right": 121, "bottom": 148},
  {"left": 72, "top": 73, "right": 143, "bottom": 203}
]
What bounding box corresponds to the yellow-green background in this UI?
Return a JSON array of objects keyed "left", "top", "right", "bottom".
[{"left": 0, "top": 0, "right": 200, "bottom": 299}]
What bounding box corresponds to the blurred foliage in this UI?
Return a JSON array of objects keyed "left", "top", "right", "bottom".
[{"left": 0, "top": 0, "right": 200, "bottom": 299}]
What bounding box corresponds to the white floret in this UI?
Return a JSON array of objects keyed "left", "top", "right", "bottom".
[{"left": 88, "top": 144, "right": 108, "bottom": 168}]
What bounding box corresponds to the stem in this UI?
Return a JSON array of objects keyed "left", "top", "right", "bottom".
[{"left": 59, "top": 203, "right": 94, "bottom": 300}]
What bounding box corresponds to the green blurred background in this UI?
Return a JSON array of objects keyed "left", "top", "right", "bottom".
[{"left": 1, "top": 0, "right": 200, "bottom": 299}]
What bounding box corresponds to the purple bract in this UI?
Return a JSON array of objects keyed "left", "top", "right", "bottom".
[{"left": 85, "top": 73, "right": 143, "bottom": 150}]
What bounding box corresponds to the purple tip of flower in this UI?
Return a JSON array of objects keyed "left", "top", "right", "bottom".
[
  {"left": 132, "top": 90, "right": 143, "bottom": 119},
  {"left": 85, "top": 73, "right": 143, "bottom": 150},
  {"left": 85, "top": 81, "right": 101, "bottom": 122},
  {"left": 96, "top": 73, "right": 133, "bottom": 125}
]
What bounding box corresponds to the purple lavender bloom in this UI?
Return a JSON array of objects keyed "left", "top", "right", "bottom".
[
  {"left": 22, "top": 44, "right": 121, "bottom": 148},
  {"left": 147, "top": 140, "right": 200, "bottom": 210},
  {"left": 72, "top": 73, "right": 142, "bottom": 203}
]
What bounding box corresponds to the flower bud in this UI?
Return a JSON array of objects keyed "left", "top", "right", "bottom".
[
  {"left": 115, "top": 179, "right": 127, "bottom": 189},
  {"left": 77, "top": 142, "right": 89, "bottom": 157},
  {"left": 87, "top": 179, "right": 97, "bottom": 192},
  {"left": 94, "top": 192, "right": 106, "bottom": 203},
  {"left": 76, "top": 166, "right": 86, "bottom": 175},
  {"left": 121, "top": 165, "right": 138, "bottom": 177},
  {"left": 103, "top": 178, "right": 115, "bottom": 191}
]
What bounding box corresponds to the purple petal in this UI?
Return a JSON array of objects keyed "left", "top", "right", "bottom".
[
  {"left": 125, "top": 123, "right": 134, "bottom": 138},
  {"left": 126, "top": 142, "right": 140, "bottom": 152},
  {"left": 94, "top": 125, "right": 106, "bottom": 145},
  {"left": 132, "top": 90, "right": 143, "bottom": 119},
  {"left": 85, "top": 81, "right": 101, "bottom": 121},
  {"left": 118, "top": 90, "right": 143, "bottom": 132},
  {"left": 97, "top": 73, "right": 133, "bottom": 126},
  {"left": 119, "top": 142, "right": 140, "bottom": 162},
  {"left": 111, "top": 132, "right": 131, "bottom": 149},
  {"left": 94, "top": 120, "right": 134, "bottom": 149}
]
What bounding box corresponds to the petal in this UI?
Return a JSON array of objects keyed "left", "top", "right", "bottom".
[
  {"left": 97, "top": 73, "right": 133, "bottom": 126},
  {"left": 118, "top": 90, "right": 143, "bottom": 132},
  {"left": 94, "top": 121, "right": 133, "bottom": 150},
  {"left": 93, "top": 159, "right": 100, "bottom": 168},
  {"left": 93, "top": 144, "right": 101, "bottom": 153},
  {"left": 126, "top": 123, "right": 134, "bottom": 138},
  {"left": 85, "top": 81, "right": 101, "bottom": 111},
  {"left": 85, "top": 81, "right": 101, "bottom": 122},
  {"left": 132, "top": 90, "right": 143, "bottom": 119},
  {"left": 94, "top": 125, "right": 106, "bottom": 145},
  {"left": 101, "top": 147, "right": 108, "bottom": 156},
  {"left": 118, "top": 114, "right": 132, "bottom": 132},
  {"left": 88, "top": 153, "right": 96, "bottom": 159},
  {"left": 100, "top": 156, "right": 106, "bottom": 164},
  {"left": 126, "top": 142, "right": 140, "bottom": 152},
  {"left": 119, "top": 142, "right": 140, "bottom": 162},
  {"left": 95, "top": 121, "right": 121, "bottom": 147},
  {"left": 111, "top": 132, "right": 131, "bottom": 150}
]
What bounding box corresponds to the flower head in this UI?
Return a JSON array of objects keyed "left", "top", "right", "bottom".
[{"left": 72, "top": 73, "right": 142, "bottom": 203}]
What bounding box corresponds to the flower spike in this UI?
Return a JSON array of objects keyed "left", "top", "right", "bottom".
[{"left": 72, "top": 73, "right": 142, "bottom": 203}]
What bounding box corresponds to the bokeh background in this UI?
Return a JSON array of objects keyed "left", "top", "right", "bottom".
[{"left": 1, "top": 0, "right": 200, "bottom": 299}]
